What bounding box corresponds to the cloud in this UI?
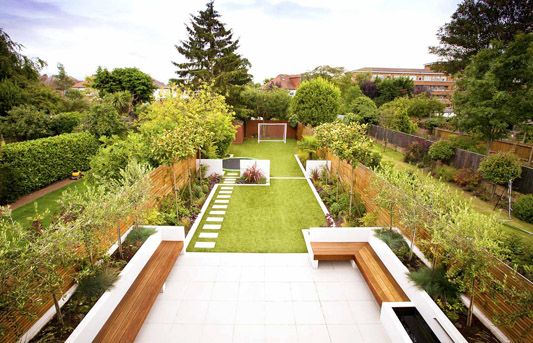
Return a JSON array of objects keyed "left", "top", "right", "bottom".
[{"left": 223, "top": 0, "right": 329, "bottom": 19}]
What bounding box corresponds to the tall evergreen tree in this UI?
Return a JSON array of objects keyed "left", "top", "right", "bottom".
[{"left": 172, "top": 1, "right": 251, "bottom": 106}]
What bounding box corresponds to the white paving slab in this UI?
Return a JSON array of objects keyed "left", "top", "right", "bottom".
[
  {"left": 199, "top": 232, "right": 218, "bottom": 238},
  {"left": 206, "top": 217, "right": 224, "bottom": 222},
  {"left": 214, "top": 199, "right": 229, "bottom": 204},
  {"left": 194, "top": 242, "right": 215, "bottom": 248},
  {"left": 139, "top": 254, "right": 390, "bottom": 343},
  {"left": 209, "top": 210, "right": 226, "bottom": 215},
  {"left": 203, "top": 224, "right": 221, "bottom": 230},
  {"left": 217, "top": 194, "right": 231, "bottom": 199},
  {"left": 212, "top": 205, "right": 228, "bottom": 209},
  {"left": 219, "top": 190, "right": 233, "bottom": 194},
  {"left": 223, "top": 181, "right": 236, "bottom": 184},
  {"left": 221, "top": 186, "right": 234, "bottom": 190}
]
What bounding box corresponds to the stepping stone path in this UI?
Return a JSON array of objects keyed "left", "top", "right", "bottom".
[{"left": 194, "top": 170, "right": 237, "bottom": 250}]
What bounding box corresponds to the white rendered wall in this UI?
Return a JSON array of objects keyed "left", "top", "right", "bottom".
[
  {"left": 66, "top": 226, "right": 184, "bottom": 343},
  {"left": 240, "top": 159, "right": 270, "bottom": 181},
  {"left": 305, "top": 160, "right": 331, "bottom": 178},
  {"left": 196, "top": 159, "right": 223, "bottom": 177}
]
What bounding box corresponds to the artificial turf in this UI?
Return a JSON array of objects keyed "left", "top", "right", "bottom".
[
  {"left": 187, "top": 179, "right": 325, "bottom": 252},
  {"left": 228, "top": 139, "right": 303, "bottom": 177}
]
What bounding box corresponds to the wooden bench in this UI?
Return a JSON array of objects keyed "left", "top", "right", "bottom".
[
  {"left": 94, "top": 241, "right": 183, "bottom": 343},
  {"left": 311, "top": 241, "right": 408, "bottom": 306}
]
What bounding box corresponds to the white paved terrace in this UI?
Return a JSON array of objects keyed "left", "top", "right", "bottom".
[{"left": 136, "top": 253, "right": 390, "bottom": 343}]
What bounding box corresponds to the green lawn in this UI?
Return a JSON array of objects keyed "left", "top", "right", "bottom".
[
  {"left": 187, "top": 179, "right": 325, "bottom": 252},
  {"left": 372, "top": 141, "right": 533, "bottom": 245},
  {"left": 11, "top": 181, "right": 85, "bottom": 228},
  {"left": 228, "top": 139, "right": 302, "bottom": 177}
]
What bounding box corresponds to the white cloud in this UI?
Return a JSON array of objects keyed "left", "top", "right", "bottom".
[{"left": 1, "top": 0, "right": 460, "bottom": 83}]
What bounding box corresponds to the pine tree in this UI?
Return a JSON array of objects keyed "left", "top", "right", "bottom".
[{"left": 172, "top": 1, "right": 251, "bottom": 99}]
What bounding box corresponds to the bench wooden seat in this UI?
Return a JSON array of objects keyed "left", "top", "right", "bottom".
[
  {"left": 311, "top": 241, "right": 408, "bottom": 306},
  {"left": 94, "top": 240, "right": 183, "bottom": 343}
]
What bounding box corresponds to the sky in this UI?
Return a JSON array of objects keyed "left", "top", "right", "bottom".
[{"left": 1, "top": 0, "right": 461, "bottom": 83}]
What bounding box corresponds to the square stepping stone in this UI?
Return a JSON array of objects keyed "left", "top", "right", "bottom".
[
  {"left": 215, "top": 199, "right": 229, "bottom": 204},
  {"left": 199, "top": 232, "right": 218, "bottom": 239},
  {"left": 217, "top": 195, "right": 231, "bottom": 199},
  {"left": 195, "top": 241, "right": 215, "bottom": 249},
  {"left": 203, "top": 224, "right": 221, "bottom": 230},
  {"left": 212, "top": 205, "right": 228, "bottom": 209},
  {"left": 209, "top": 210, "right": 226, "bottom": 215},
  {"left": 206, "top": 217, "right": 223, "bottom": 222}
]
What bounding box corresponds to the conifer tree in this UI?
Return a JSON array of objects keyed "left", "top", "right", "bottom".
[{"left": 172, "top": 1, "right": 251, "bottom": 109}]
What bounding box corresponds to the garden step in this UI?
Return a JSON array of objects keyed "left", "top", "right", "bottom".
[
  {"left": 209, "top": 210, "right": 226, "bottom": 215},
  {"left": 199, "top": 232, "right": 218, "bottom": 239},
  {"left": 194, "top": 242, "right": 215, "bottom": 248},
  {"left": 203, "top": 224, "right": 221, "bottom": 230},
  {"left": 212, "top": 205, "right": 228, "bottom": 209},
  {"left": 217, "top": 195, "right": 231, "bottom": 199},
  {"left": 206, "top": 217, "right": 224, "bottom": 222},
  {"left": 215, "top": 199, "right": 230, "bottom": 204},
  {"left": 221, "top": 186, "right": 234, "bottom": 190}
]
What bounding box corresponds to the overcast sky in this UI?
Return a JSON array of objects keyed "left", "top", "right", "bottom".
[{"left": 1, "top": 0, "right": 461, "bottom": 83}]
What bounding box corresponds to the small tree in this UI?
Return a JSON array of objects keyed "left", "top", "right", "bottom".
[
  {"left": 290, "top": 77, "right": 340, "bottom": 127},
  {"left": 478, "top": 152, "right": 522, "bottom": 215},
  {"left": 54, "top": 63, "right": 74, "bottom": 95},
  {"left": 93, "top": 67, "right": 156, "bottom": 105}
]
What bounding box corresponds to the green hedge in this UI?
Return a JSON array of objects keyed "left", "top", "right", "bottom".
[{"left": 0, "top": 132, "right": 99, "bottom": 204}]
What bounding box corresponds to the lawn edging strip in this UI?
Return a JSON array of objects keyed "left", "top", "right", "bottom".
[
  {"left": 294, "top": 154, "right": 330, "bottom": 216},
  {"left": 184, "top": 183, "right": 219, "bottom": 251}
]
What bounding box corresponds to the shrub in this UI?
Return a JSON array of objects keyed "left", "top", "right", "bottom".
[
  {"left": 513, "top": 195, "right": 533, "bottom": 223},
  {"left": 82, "top": 102, "right": 127, "bottom": 137},
  {"left": 0, "top": 132, "right": 99, "bottom": 204},
  {"left": 428, "top": 140, "right": 455, "bottom": 162},
  {"left": 76, "top": 264, "right": 119, "bottom": 300},
  {"left": 453, "top": 168, "right": 481, "bottom": 191},
  {"left": 378, "top": 97, "right": 418, "bottom": 134},
  {"left": 240, "top": 163, "right": 266, "bottom": 184},
  {"left": 432, "top": 165, "right": 456, "bottom": 182},
  {"left": 374, "top": 229, "right": 410, "bottom": 262},
  {"left": 408, "top": 266, "right": 459, "bottom": 307},
  {"left": 297, "top": 135, "right": 319, "bottom": 160},
  {"left": 449, "top": 135, "right": 486, "bottom": 154},
  {"left": 365, "top": 151, "right": 382, "bottom": 169},
  {"left": 404, "top": 141, "right": 427, "bottom": 165},
  {"left": 289, "top": 77, "right": 340, "bottom": 127},
  {"left": 125, "top": 226, "right": 156, "bottom": 245},
  {"left": 49, "top": 111, "right": 83, "bottom": 135},
  {"left": 478, "top": 152, "right": 522, "bottom": 185}
]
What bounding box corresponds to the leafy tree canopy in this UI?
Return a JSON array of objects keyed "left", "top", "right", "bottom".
[
  {"left": 238, "top": 85, "right": 291, "bottom": 120},
  {"left": 374, "top": 77, "right": 414, "bottom": 106},
  {"left": 172, "top": 1, "right": 251, "bottom": 109},
  {"left": 343, "top": 96, "right": 379, "bottom": 125},
  {"left": 430, "top": 0, "right": 533, "bottom": 74},
  {"left": 378, "top": 97, "right": 418, "bottom": 134},
  {"left": 289, "top": 77, "right": 340, "bottom": 127},
  {"left": 301, "top": 65, "right": 346, "bottom": 81},
  {"left": 406, "top": 94, "right": 445, "bottom": 119},
  {"left": 453, "top": 33, "right": 533, "bottom": 144},
  {"left": 93, "top": 67, "right": 155, "bottom": 105}
]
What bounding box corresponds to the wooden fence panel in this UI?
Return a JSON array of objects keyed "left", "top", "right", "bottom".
[
  {"left": 0, "top": 157, "right": 195, "bottom": 343},
  {"left": 296, "top": 123, "right": 315, "bottom": 140},
  {"left": 326, "top": 150, "right": 533, "bottom": 342}
]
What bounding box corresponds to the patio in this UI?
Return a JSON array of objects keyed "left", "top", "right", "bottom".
[{"left": 136, "top": 252, "right": 390, "bottom": 343}]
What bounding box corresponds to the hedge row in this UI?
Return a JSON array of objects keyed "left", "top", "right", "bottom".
[{"left": 0, "top": 132, "right": 100, "bottom": 204}]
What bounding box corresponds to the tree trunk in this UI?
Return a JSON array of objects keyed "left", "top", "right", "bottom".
[
  {"left": 171, "top": 167, "right": 180, "bottom": 220},
  {"left": 52, "top": 292, "right": 64, "bottom": 326},
  {"left": 389, "top": 207, "right": 393, "bottom": 230},
  {"left": 466, "top": 279, "right": 476, "bottom": 327},
  {"left": 409, "top": 227, "right": 417, "bottom": 261},
  {"left": 188, "top": 169, "right": 193, "bottom": 203},
  {"left": 508, "top": 180, "right": 512, "bottom": 219},
  {"left": 117, "top": 224, "right": 123, "bottom": 258},
  {"left": 349, "top": 166, "right": 354, "bottom": 217},
  {"left": 198, "top": 148, "right": 203, "bottom": 181}
]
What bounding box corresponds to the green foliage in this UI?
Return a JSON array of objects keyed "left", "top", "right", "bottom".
[
  {"left": 125, "top": 226, "right": 157, "bottom": 245},
  {"left": 432, "top": 164, "right": 457, "bottom": 182},
  {"left": 0, "top": 104, "right": 51, "bottom": 141},
  {"left": 49, "top": 111, "right": 83, "bottom": 135},
  {"left": 93, "top": 67, "right": 155, "bottom": 105},
  {"left": 0, "top": 132, "right": 99, "bottom": 204},
  {"left": 409, "top": 266, "right": 459, "bottom": 305},
  {"left": 453, "top": 168, "right": 481, "bottom": 191},
  {"left": 76, "top": 264, "right": 119, "bottom": 300},
  {"left": 374, "top": 77, "right": 414, "bottom": 106},
  {"left": 238, "top": 86, "right": 290, "bottom": 120},
  {"left": 342, "top": 96, "right": 378, "bottom": 125},
  {"left": 453, "top": 34, "right": 533, "bottom": 143},
  {"left": 421, "top": 116, "right": 449, "bottom": 131},
  {"left": 301, "top": 65, "right": 346, "bottom": 81},
  {"left": 478, "top": 152, "right": 522, "bottom": 184},
  {"left": 429, "top": 0, "right": 532, "bottom": 74},
  {"left": 448, "top": 135, "right": 486, "bottom": 154},
  {"left": 172, "top": 1, "right": 251, "bottom": 114},
  {"left": 81, "top": 102, "right": 127, "bottom": 137},
  {"left": 290, "top": 77, "right": 340, "bottom": 127},
  {"left": 374, "top": 229, "right": 410, "bottom": 261},
  {"left": 428, "top": 140, "right": 456, "bottom": 162},
  {"left": 297, "top": 135, "right": 319, "bottom": 160},
  {"left": 378, "top": 97, "right": 418, "bottom": 134},
  {"left": 405, "top": 94, "right": 445, "bottom": 118},
  {"left": 54, "top": 63, "right": 74, "bottom": 93},
  {"left": 513, "top": 195, "right": 533, "bottom": 224}
]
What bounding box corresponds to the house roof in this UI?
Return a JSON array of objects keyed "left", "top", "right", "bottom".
[
  {"left": 267, "top": 74, "right": 301, "bottom": 90},
  {"left": 353, "top": 67, "right": 445, "bottom": 76},
  {"left": 152, "top": 79, "right": 168, "bottom": 88},
  {"left": 72, "top": 80, "right": 86, "bottom": 88}
]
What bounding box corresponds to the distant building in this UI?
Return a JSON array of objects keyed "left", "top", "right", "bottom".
[
  {"left": 152, "top": 79, "right": 171, "bottom": 100},
  {"left": 265, "top": 74, "right": 301, "bottom": 96},
  {"left": 353, "top": 64, "right": 454, "bottom": 104},
  {"left": 71, "top": 80, "right": 87, "bottom": 91}
]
